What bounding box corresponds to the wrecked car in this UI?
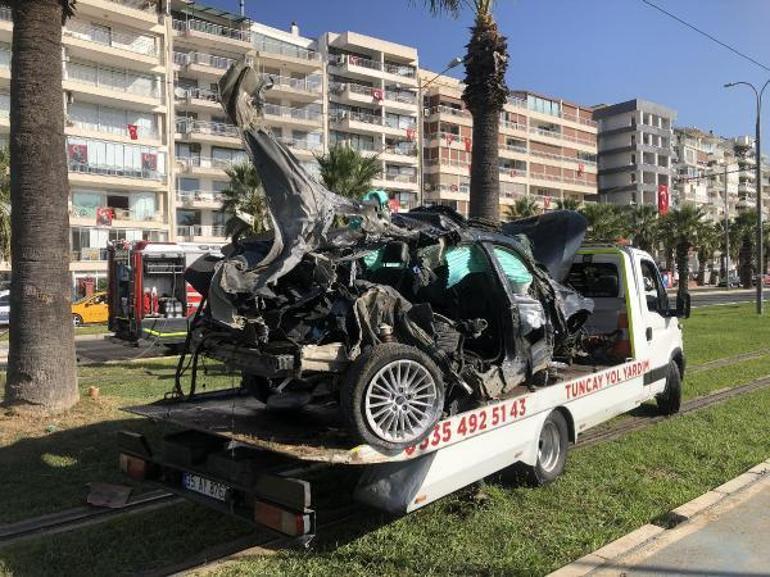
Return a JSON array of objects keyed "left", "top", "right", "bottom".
[{"left": 177, "top": 62, "right": 593, "bottom": 453}]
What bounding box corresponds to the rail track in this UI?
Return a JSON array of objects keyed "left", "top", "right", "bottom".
[{"left": 2, "top": 355, "right": 770, "bottom": 573}]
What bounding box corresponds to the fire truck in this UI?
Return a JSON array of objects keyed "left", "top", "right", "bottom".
[{"left": 107, "top": 241, "right": 222, "bottom": 344}]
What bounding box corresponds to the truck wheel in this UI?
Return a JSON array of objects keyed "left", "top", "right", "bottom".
[
  {"left": 72, "top": 314, "right": 83, "bottom": 327},
  {"left": 341, "top": 343, "right": 445, "bottom": 454},
  {"left": 526, "top": 410, "right": 569, "bottom": 486},
  {"left": 656, "top": 361, "right": 682, "bottom": 416}
]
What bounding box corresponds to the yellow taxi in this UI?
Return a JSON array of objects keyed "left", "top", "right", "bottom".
[{"left": 72, "top": 291, "right": 108, "bottom": 326}]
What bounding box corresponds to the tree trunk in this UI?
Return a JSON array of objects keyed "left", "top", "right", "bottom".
[
  {"left": 739, "top": 238, "right": 753, "bottom": 289},
  {"left": 675, "top": 241, "right": 690, "bottom": 296},
  {"left": 468, "top": 107, "right": 500, "bottom": 222},
  {"left": 5, "top": 0, "right": 78, "bottom": 411}
]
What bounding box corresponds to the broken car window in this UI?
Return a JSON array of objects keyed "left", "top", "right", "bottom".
[{"left": 492, "top": 246, "right": 533, "bottom": 295}]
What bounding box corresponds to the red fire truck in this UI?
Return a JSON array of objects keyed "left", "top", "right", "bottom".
[{"left": 107, "top": 241, "right": 222, "bottom": 344}]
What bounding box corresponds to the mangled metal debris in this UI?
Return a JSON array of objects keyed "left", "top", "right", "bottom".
[{"left": 178, "top": 61, "right": 595, "bottom": 453}]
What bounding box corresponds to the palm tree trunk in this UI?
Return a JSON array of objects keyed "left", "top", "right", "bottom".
[
  {"left": 468, "top": 108, "right": 500, "bottom": 221},
  {"left": 739, "top": 238, "right": 753, "bottom": 289},
  {"left": 5, "top": 0, "right": 78, "bottom": 410},
  {"left": 675, "top": 242, "right": 690, "bottom": 296}
]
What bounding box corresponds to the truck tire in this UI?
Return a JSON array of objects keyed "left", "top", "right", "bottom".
[
  {"left": 656, "top": 361, "right": 682, "bottom": 416},
  {"left": 341, "top": 343, "right": 445, "bottom": 454},
  {"left": 526, "top": 410, "right": 569, "bottom": 486}
]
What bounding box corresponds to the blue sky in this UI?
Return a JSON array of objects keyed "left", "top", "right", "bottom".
[{"left": 204, "top": 0, "right": 770, "bottom": 138}]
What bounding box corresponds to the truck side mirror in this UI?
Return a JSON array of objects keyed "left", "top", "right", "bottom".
[{"left": 675, "top": 292, "right": 691, "bottom": 319}]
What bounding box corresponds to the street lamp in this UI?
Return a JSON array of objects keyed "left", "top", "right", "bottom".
[
  {"left": 724, "top": 80, "right": 770, "bottom": 314},
  {"left": 417, "top": 56, "right": 465, "bottom": 206}
]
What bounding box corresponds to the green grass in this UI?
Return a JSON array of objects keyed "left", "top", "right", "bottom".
[
  {"left": 2, "top": 381, "right": 769, "bottom": 577},
  {"left": 682, "top": 303, "right": 770, "bottom": 365},
  {"left": 0, "top": 324, "right": 110, "bottom": 342}
]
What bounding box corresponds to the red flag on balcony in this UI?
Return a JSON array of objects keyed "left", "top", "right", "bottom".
[
  {"left": 577, "top": 162, "right": 585, "bottom": 176},
  {"left": 658, "top": 184, "right": 670, "bottom": 215},
  {"left": 96, "top": 207, "right": 113, "bottom": 227},
  {"left": 464, "top": 137, "right": 472, "bottom": 152},
  {"left": 446, "top": 133, "right": 455, "bottom": 146},
  {"left": 127, "top": 124, "right": 138, "bottom": 140},
  {"left": 544, "top": 196, "right": 552, "bottom": 209},
  {"left": 371, "top": 88, "right": 383, "bottom": 101},
  {"left": 406, "top": 127, "right": 415, "bottom": 141}
]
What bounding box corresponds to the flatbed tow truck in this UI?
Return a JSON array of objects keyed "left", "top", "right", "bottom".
[{"left": 119, "top": 244, "right": 690, "bottom": 541}]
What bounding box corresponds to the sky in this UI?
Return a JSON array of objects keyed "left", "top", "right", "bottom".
[{"left": 203, "top": 0, "right": 770, "bottom": 138}]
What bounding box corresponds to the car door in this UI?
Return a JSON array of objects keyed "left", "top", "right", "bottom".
[{"left": 634, "top": 256, "right": 676, "bottom": 397}]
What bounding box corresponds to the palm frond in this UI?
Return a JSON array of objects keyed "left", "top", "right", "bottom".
[{"left": 315, "top": 144, "right": 382, "bottom": 200}]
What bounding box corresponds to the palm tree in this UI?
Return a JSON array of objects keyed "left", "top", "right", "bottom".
[
  {"left": 580, "top": 203, "right": 627, "bottom": 242},
  {"left": 555, "top": 197, "right": 581, "bottom": 211},
  {"left": 624, "top": 204, "right": 659, "bottom": 253},
  {"left": 664, "top": 204, "right": 706, "bottom": 297},
  {"left": 733, "top": 209, "right": 757, "bottom": 288},
  {"left": 0, "top": 147, "right": 10, "bottom": 262},
  {"left": 219, "top": 161, "right": 268, "bottom": 237},
  {"left": 695, "top": 221, "right": 719, "bottom": 286},
  {"left": 5, "top": 0, "right": 79, "bottom": 411},
  {"left": 315, "top": 144, "right": 382, "bottom": 200},
  {"left": 423, "top": 0, "right": 508, "bottom": 222},
  {"left": 503, "top": 196, "right": 539, "bottom": 221}
]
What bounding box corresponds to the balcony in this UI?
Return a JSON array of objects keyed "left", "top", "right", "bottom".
[
  {"left": 75, "top": 0, "right": 159, "bottom": 28},
  {"left": 427, "top": 104, "right": 473, "bottom": 127},
  {"left": 67, "top": 138, "right": 166, "bottom": 189},
  {"left": 65, "top": 60, "right": 162, "bottom": 106},
  {"left": 528, "top": 171, "right": 595, "bottom": 190},
  {"left": 172, "top": 18, "right": 252, "bottom": 50},
  {"left": 176, "top": 190, "right": 223, "bottom": 207},
  {"left": 424, "top": 157, "right": 471, "bottom": 177},
  {"left": 174, "top": 86, "right": 220, "bottom": 112},
  {"left": 263, "top": 103, "right": 323, "bottom": 128},
  {"left": 384, "top": 62, "right": 416, "bottom": 79},
  {"left": 499, "top": 166, "right": 527, "bottom": 180},
  {"left": 499, "top": 143, "right": 527, "bottom": 155},
  {"left": 176, "top": 155, "right": 235, "bottom": 176},
  {"left": 384, "top": 89, "right": 417, "bottom": 111},
  {"left": 277, "top": 137, "right": 323, "bottom": 156},
  {"left": 71, "top": 205, "right": 163, "bottom": 226},
  {"left": 176, "top": 119, "right": 241, "bottom": 146},
  {"left": 177, "top": 224, "right": 226, "bottom": 241},
  {"left": 265, "top": 74, "right": 323, "bottom": 100},
  {"left": 500, "top": 120, "right": 527, "bottom": 134},
  {"left": 330, "top": 81, "right": 383, "bottom": 106},
  {"left": 66, "top": 117, "right": 159, "bottom": 143},
  {"left": 64, "top": 20, "right": 160, "bottom": 67},
  {"left": 174, "top": 51, "right": 236, "bottom": 76},
  {"left": 254, "top": 35, "right": 321, "bottom": 70},
  {"left": 330, "top": 110, "right": 385, "bottom": 135}
]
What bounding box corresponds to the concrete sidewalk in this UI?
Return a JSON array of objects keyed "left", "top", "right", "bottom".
[{"left": 550, "top": 460, "right": 770, "bottom": 577}]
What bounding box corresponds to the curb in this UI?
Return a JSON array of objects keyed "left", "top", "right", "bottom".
[{"left": 547, "top": 458, "right": 770, "bottom": 577}]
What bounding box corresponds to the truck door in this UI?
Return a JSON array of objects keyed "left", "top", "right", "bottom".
[{"left": 633, "top": 256, "right": 676, "bottom": 397}]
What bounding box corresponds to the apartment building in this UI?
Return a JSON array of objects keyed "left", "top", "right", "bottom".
[
  {"left": 321, "top": 31, "right": 420, "bottom": 212},
  {"left": 594, "top": 99, "right": 676, "bottom": 207},
  {"left": 421, "top": 72, "right": 598, "bottom": 215}
]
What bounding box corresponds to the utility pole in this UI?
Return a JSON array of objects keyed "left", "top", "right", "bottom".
[{"left": 725, "top": 80, "right": 769, "bottom": 314}]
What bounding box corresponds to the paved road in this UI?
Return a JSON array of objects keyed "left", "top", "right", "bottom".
[{"left": 673, "top": 288, "right": 769, "bottom": 308}]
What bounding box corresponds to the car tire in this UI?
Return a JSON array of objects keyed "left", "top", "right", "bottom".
[
  {"left": 656, "top": 361, "right": 682, "bottom": 416},
  {"left": 525, "top": 410, "right": 569, "bottom": 486},
  {"left": 72, "top": 314, "right": 83, "bottom": 328},
  {"left": 341, "top": 343, "right": 445, "bottom": 454}
]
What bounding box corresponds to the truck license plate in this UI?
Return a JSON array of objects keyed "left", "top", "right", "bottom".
[{"left": 182, "top": 472, "right": 229, "bottom": 502}]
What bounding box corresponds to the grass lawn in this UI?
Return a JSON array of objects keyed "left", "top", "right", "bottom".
[
  {"left": 0, "top": 303, "right": 768, "bottom": 576},
  {"left": 0, "top": 323, "right": 111, "bottom": 342}
]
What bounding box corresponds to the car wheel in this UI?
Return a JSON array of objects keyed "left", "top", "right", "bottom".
[
  {"left": 525, "top": 410, "right": 569, "bottom": 486},
  {"left": 656, "top": 361, "right": 682, "bottom": 416},
  {"left": 341, "top": 343, "right": 445, "bottom": 454},
  {"left": 72, "top": 314, "right": 83, "bottom": 327}
]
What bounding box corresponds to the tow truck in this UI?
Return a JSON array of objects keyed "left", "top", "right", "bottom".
[{"left": 119, "top": 243, "right": 689, "bottom": 540}]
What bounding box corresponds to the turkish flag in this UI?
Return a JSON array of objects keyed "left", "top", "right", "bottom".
[
  {"left": 464, "top": 137, "right": 472, "bottom": 152},
  {"left": 578, "top": 163, "right": 584, "bottom": 176},
  {"left": 406, "top": 127, "right": 415, "bottom": 141},
  {"left": 658, "top": 184, "right": 669, "bottom": 215},
  {"left": 543, "top": 196, "right": 552, "bottom": 209},
  {"left": 446, "top": 133, "right": 455, "bottom": 146},
  {"left": 127, "top": 124, "right": 138, "bottom": 140},
  {"left": 96, "top": 207, "right": 113, "bottom": 227},
  {"left": 371, "top": 88, "right": 383, "bottom": 101}
]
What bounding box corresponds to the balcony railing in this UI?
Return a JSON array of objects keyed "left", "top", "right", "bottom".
[
  {"left": 176, "top": 86, "right": 219, "bottom": 103},
  {"left": 177, "top": 190, "right": 223, "bottom": 204},
  {"left": 385, "top": 144, "right": 418, "bottom": 157},
  {"left": 385, "top": 172, "right": 418, "bottom": 183},
  {"left": 0, "top": 6, "right": 11, "bottom": 22},
  {"left": 499, "top": 166, "right": 527, "bottom": 178},
  {"left": 65, "top": 20, "right": 158, "bottom": 57},
  {"left": 71, "top": 205, "right": 162, "bottom": 222},
  {"left": 429, "top": 105, "right": 471, "bottom": 118},
  {"left": 67, "top": 60, "right": 161, "bottom": 99},
  {"left": 68, "top": 160, "right": 164, "bottom": 180},
  {"left": 385, "top": 90, "right": 417, "bottom": 105},
  {"left": 263, "top": 103, "right": 322, "bottom": 123},
  {"left": 278, "top": 137, "right": 323, "bottom": 152},
  {"left": 106, "top": 0, "right": 158, "bottom": 11},
  {"left": 254, "top": 35, "right": 321, "bottom": 62},
  {"left": 177, "top": 156, "right": 237, "bottom": 171},
  {"left": 67, "top": 118, "right": 158, "bottom": 140},
  {"left": 384, "top": 62, "right": 416, "bottom": 78},
  {"left": 500, "top": 120, "right": 527, "bottom": 132},
  {"left": 500, "top": 143, "right": 528, "bottom": 154},
  {"left": 529, "top": 172, "right": 594, "bottom": 186},
  {"left": 177, "top": 225, "right": 226, "bottom": 239},
  {"left": 172, "top": 18, "right": 251, "bottom": 43},
  {"left": 331, "top": 110, "right": 383, "bottom": 126},
  {"left": 266, "top": 74, "right": 323, "bottom": 94},
  {"left": 340, "top": 54, "right": 381, "bottom": 71},
  {"left": 529, "top": 149, "right": 597, "bottom": 166},
  {"left": 562, "top": 112, "right": 597, "bottom": 127},
  {"left": 505, "top": 96, "right": 527, "bottom": 109},
  {"left": 177, "top": 119, "right": 240, "bottom": 138},
  {"left": 174, "top": 51, "right": 235, "bottom": 70}
]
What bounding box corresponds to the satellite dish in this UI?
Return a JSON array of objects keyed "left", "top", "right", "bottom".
[{"left": 173, "top": 87, "right": 188, "bottom": 99}]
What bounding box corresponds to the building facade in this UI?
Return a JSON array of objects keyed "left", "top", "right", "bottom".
[
  {"left": 594, "top": 99, "right": 676, "bottom": 207},
  {"left": 421, "top": 73, "right": 598, "bottom": 215}
]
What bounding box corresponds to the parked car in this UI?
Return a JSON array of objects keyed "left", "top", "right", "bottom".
[
  {"left": 0, "top": 290, "right": 8, "bottom": 326},
  {"left": 72, "top": 291, "right": 108, "bottom": 326}
]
